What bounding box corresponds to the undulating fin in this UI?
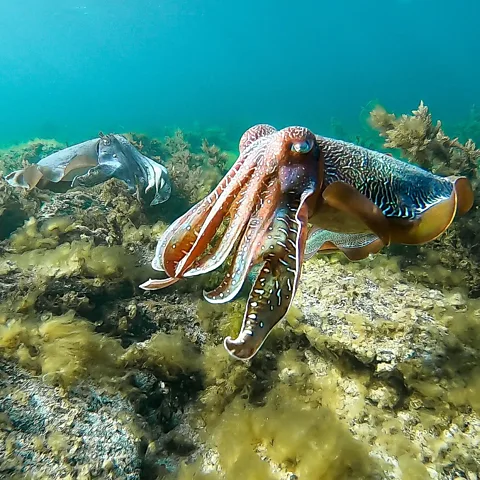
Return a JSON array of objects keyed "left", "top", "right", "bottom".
[
  {"left": 304, "top": 227, "right": 383, "bottom": 261},
  {"left": 321, "top": 181, "right": 391, "bottom": 245},
  {"left": 382, "top": 176, "right": 472, "bottom": 245},
  {"left": 203, "top": 179, "right": 280, "bottom": 302},
  {"left": 5, "top": 164, "right": 45, "bottom": 189},
  {"left": 387, "top": 193, "right": 456, "bottom": 244},
  {"left": 223, "top": 192, "right": 311, "bottom": 360},
  {"left": 448, "top": 176, "right": 474, "bottom": 215},
  {"left": 386, "top": 177, "right": 468, "bottom": 245},
  {"left": 239, "top": 124, "right": 276, "bottom": 153}
]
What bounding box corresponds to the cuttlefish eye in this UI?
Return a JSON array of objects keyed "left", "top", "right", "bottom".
[{"left": 291, "top": 139, "right": 313, "bottom": 153}]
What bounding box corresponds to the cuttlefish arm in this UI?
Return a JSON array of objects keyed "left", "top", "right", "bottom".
[
  {"left": 141, "top": 126, "right": 322, "bottom": 361},
  {"left": 223, "top": 191, "right": 312, "bottom": 360},
  {"left": 140, "top": 124, "right": 277, "bottom": 285}
]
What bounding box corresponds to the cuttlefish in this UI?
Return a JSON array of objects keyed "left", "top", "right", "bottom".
[
  {"left": 140, "top": 125, "right": 474, "bottom": 360},
  {"left": 5, "top": 134, "right": 171, "bottom": 206}
]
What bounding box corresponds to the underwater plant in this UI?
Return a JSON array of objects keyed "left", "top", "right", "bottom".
[
  {"left": 140, "top": 124, "right": 473, "bottom": 360},
  {"left": 369, "top": 101, "right": 480, "bottom": 178}
]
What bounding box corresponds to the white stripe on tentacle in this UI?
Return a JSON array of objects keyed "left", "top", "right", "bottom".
[{"left": 151, "top": 138, "right": 267, "bottom": 278}]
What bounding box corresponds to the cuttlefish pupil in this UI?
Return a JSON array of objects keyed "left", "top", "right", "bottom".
[
  {"left": 291, "top": 140, "right": 313, "bottom": 153},
  {"left": 140, "top": 123, "right": 473, "bottom": 362}
]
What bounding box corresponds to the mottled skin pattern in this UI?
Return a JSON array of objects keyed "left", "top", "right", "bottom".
[
  {"left": 319, "top": 137, "right": 453, "bottom": 219},
  {"left": 140, "top": 125, "right": 473, "bottom": 360}
]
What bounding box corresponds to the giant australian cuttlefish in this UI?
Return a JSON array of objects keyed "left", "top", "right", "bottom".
[{"left": 140, "top": 124, "right": 474, "bottom": 360}]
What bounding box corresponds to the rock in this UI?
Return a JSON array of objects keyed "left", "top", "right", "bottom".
[
  {"left": 0, "top": 178, "right": 39, "bottom": 241},
  {"left": 0, "top": 360, "right": 143, "bottom": 479}
]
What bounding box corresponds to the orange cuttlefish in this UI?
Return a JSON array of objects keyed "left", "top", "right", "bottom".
[{"left": 140, "top": 124, "right": 474, "bottom": 360}]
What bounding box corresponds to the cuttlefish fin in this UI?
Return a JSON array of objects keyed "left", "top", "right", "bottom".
[
  {"left": 5, "top": 164, "right": 45, "bottom": 189},
  {"left": 305, "top": 228, "right": 384, "bottom": 261},
  {"left": 388, "top": 176, "right": 473, "bottom": 245},
  {"left": 321, "top": 181, "right": 391, "bottom": 245},
  {"left": 224, "top": 192, "right": 311, "bottom": 360},
  {"left": 448, "top": 176, "right": 474, "bottom": 216},
  {"left": 61, "top": 154, "right": 99, "bottom": 182}
]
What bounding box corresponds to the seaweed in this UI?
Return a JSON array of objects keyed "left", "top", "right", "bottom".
[{"left": 369, "top": 101, "right": 480, "bottom": 177}]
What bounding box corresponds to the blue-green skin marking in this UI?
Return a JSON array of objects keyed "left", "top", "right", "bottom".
[{"left": 317, "top": 136, "right": 454, "bottom": 220}]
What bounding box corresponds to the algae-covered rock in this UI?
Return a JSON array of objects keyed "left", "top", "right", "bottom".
[
  {"left": 0, "top": 178, "right": 39, "bottom": 241},
  {"left": 0, "top": 360, "right": 142, "bottom": 479}
]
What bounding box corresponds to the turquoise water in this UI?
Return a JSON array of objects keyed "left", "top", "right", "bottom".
[{"left": 0, "top": 0, "right": 478, "bottom": 146}]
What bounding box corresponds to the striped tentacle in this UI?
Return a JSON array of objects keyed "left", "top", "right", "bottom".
[
  {"left": 184, "top": 167, "right": 275, "bottom": 279},
  {"left": 173, "top": 137, "right": 273, "bottom": 278},
  {"left": 223, "top": 190, "right": 313, "bottom": 360},
  {"left": 140, "top": 125, "right": 277, "bottom": 291},
  {"left": 239, "top": 124, "right": 277, "bottom": 152},
  {"left": 203, "top": 178, "right": 280, "bottom": 303}
]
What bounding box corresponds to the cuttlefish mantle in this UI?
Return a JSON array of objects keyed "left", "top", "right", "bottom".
[
  {"left": 5, "top": 134, "right": 171, "bottom": 206},
  {"left": 140, "top": 124, "right": 474, "bottom": 361}
]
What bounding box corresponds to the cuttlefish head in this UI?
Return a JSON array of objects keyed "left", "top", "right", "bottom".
[{"left": 140, "top": 125, "right": 323, "bottom": 360}]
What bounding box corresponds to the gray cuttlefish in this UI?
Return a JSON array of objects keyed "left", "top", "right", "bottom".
[
  {"left": 5, "top": 133, "right": 171, "bottom": 206},
  {"left": 140, "top": 124, "right": 474, "bottom": 360}
]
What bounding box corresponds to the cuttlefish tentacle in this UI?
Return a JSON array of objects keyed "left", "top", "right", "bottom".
[
  {"left": 169, "top": 128, "right": 276, "bottom": 278},
  {"left": 184, "top": 167, "right": 276, "bottom": 279},
  {"left": 201, "top": 126, "right": 322, "bottom": 302},
  {"left": 203, "top": 178, "right": 280, "bottom": 302},
  {"left": 140, "top": 125, "right": 276, "bottom": 289},
  {"left": 224, "top": 191, "right": 312, "bottom": 360},
  {"left": 239, "top": 124, "right": 277, "bottom": 152}
]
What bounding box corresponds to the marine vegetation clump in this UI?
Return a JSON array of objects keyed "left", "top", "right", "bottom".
[
  {"left": 122, "top": 330, "right": 202, "bottom": 379},
  {"left": 369, "top": 101, "right": 480, "bottom": 178},
  {"left": 127, "top": 129, "right": 231, "bottom": 206},
  {"left": 0, "top": 310, "right": 124, "bottom": 388},
  {"left": 177, "top": 347, "right": 382, "bottom": 480},
  {"left": 0, "top": 178, "right": 40, "bottom": 241},
  {"left": 0, "top": 308, "right": 204, "bottom": 391},
  {"left": 162, "top": 130, "right": 229, "bottom": 205},
  {"left": 7, "top": 216, "right": 77, "bottom": 253}
]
